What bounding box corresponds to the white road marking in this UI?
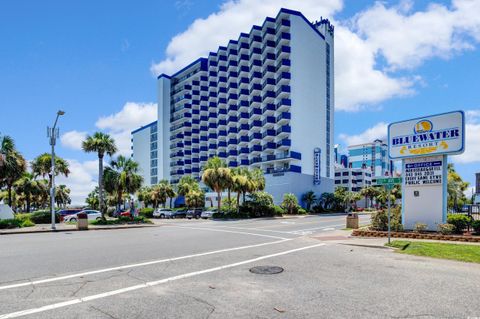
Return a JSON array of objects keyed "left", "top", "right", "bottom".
[
  {"left": 0, "top": 238, "right": 291, "bottom": 291},
  {"left": 0, "top": 243, "right": 326, "bottom": 319},
  {"left": 322, "top": 228, "right": 335, "bottom": 231},
  {"left": 167, "top": 225, "right": 289, "bottom": 240}
]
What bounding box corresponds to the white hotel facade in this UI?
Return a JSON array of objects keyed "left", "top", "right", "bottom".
[{"left": 132, "top": 8, "right": 335, "bottom": 203}]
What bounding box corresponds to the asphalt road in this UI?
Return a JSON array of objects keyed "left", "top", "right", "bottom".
[{"left": 0, "top": 214, "right": 479, "bottom": 319}]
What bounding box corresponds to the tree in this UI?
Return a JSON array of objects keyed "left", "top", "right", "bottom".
[
  {"left": 31, "top": 153, "right": 70, "bottom": 188},
  {"left": 231, "top": 168, "right": 249, "bottom": 209},
  {"left": 447, "top": 163, "right": 469, "bottom": 210},
  {"left": 82, "top": 132, "right": 117, "bottom": 216},
  {"left": 360, "top": 186, "right": 380, "bottom": 209},
  {"left": 375, "top": 188, "right": 397, "bottom": 208},
  {"left": 281, "top": 193, "right": 299, "bottom": 214},
  {"left": 185, "top": 190, "right": 205, "bottom": 208},
  {"left": 202, "top": 157, "right": 231, "bottom": 213},
  {"left": 301, "top": 191, "right": 317, "bottom": 211},
  {"left": 0, "top": 135, "right": 27, "bottom": 207},
  {"left": 86, "top": 187, "right": 100, "bottom": 210},
  {"left": 14, "top": 173, "right": 44, "bottom": 212},
  {"left": 177, "top": 175, "right": 200, "bottom": 196},
  {"left": 318, "top": 192, "right": 336, "bottom": 210},
  {"left": 150, "top": 180, "right": 176, "bottom": 208},
  {"left": 55, "top": 185, "right": 71, "bottom": 208},
  {"left": 103, "top": 155, "right": 143, "bottom": 215}
]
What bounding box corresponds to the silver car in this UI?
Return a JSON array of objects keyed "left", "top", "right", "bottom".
[
  {"left": 153, "top": 208, "right": 173, "bottom": 219},
  {"left": 200, "top": 210, "right": 216, "bottom": 219}
]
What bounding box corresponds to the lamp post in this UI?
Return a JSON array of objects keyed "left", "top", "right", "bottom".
[{"left": 48, "top": 110, "right": 65, "bottom": 230}]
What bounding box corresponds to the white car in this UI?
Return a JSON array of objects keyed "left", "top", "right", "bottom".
[
  {"left": 153, "top": 208, "right": 173, "bottom": 219},
  {"left": 64, "top": 210, "right": 102, "bottom": 222},
  {"left": 201, "top": 210, "right": 216, "bottom": 219}
]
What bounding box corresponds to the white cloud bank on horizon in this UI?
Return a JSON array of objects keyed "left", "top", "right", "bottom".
[
  {"left": 59, "top": 102, "right": 157, "bottom": 205},
  {"left": 151, "top": 0, "right": 480, "bottom": 111}
]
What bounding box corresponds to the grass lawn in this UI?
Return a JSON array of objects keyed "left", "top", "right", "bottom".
[{"left": 386, "top": 240, "right": 480, "bottom": 264}]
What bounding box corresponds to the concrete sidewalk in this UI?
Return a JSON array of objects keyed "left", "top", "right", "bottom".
[{"left": 0, "top": 223, "right": 159, "bottom": 235}]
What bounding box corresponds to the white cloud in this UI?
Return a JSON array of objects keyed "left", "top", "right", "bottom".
[
  {"left": 151, "top": 0, "right": 343, "bottom": 75},
  {"left": 338, "top": 122, "right": 388, "bottom": 146},
  {"left": 60, "top": 130, "right": 87, "bottom": 151},
  {"left": 56, "top": 159, "right": 99, "bottom": 206},
  {"left": 150, "top": 0, "right": 480, "bottom": 111},
  {"left": 92, "top": 102, "right": 157, "bottom": 156},
  {"left": 454, "top": 109, "right": 480, "bottom": 164},
  {"left": 354, "top": 0, "right": 480, "bottom": 70}
]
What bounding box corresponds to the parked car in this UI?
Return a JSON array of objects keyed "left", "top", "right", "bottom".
[
  {"left": 171, "top": 209, "right": 187, "bottom": 219},
  {"left": 64, "top": 210, "right": 102, "bottom": 223},
  {"left": 201, "top": 209, "right": 216, "bottom": 219},
  {"left": 57, "top": 209, "right": 82, "bottom": 221},
  {"left": 153, "top": 208, "right": 173, "bottom": 219},
  {"left": 186, "top": 208, "right": 203, "bottom": 219}
]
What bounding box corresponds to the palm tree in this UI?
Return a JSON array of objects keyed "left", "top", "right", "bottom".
[
  {"left": 177, "top": 175, "right": 200, "bottom": 196},
  {"left": 82, "top": 132, "right": 117, "bottom": 216},
  {"left": 185, "top": 189, "right": 205, "bottom": 208},
  {"left": 55, "top": 185, "right": 71, "bottom": 208},
  {"left": 231, "top": 168, "right": 249, "bottom": 208},
  {"left": 301, "top": 191, "right": 317, "bottom": 211},
  {"left": 150, "top": 180, "right": 176, "bottom": 208},
  {"left": 0, "top": 135, "right": 27, "bottom": 208},
  {"left": 281, "top": 193, "right": 299, "bottom": 214},
  {"left": 31, "top": 153, "right": 70, "bottom": 188},
  {"left": 86, "top": 187, "right": 100, "bottom": 210},
  {"left": 360, "top": 186, "right": 380, "bottom": 209},
  {"left": 14, "top": 173, "right": 43, "bottom": 212},
  {"left": 319, "top": 192, "right": 336, "bottom": 210},
  {"left": 250, "top": 167, "right": 265, "bottom": 192},
  {"left": 103, "top": 155, "right": 143, "bottom": 214},
  {"left": 202, "top": 157, "right": 231, "bottom": 213}
]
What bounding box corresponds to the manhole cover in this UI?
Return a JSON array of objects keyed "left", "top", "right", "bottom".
[{"left": 249, "top": 266, "right": 284, "bottom": 275}]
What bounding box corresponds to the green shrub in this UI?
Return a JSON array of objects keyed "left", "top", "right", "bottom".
[
  {"left": 139, "top": 208, "right": 154, "bottom": 218},
  {"left": 370, "top": 207, "right": 402, "bottom": 231},
  {"left": 30, "top": 210, "right": 60, "bottom": 224},
  {"left": 446, "top": 214, "right": 471, "bottom": 234},
  {"left": 271, "top": 205, "right": 283, "bottom": 216},
  {"left": 281, "top": 193, "right": 299, "bottom": 214},
  {"left": 437, "top": 223, "right": 455, "bottom": 235},
  {"left": 0, "top": 219, "right": 23, "bottom": 229},
  {"left": 298, "top": 208, "right": 307, "bottom": 215},
  {"left": 414, "top": 223, "right": 428, "bottom": 233},
  {"left": 471, "top": 220, "right": 480, "bottom": 234}
]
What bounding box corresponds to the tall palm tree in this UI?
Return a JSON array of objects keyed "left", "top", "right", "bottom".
[
  {"left": 202, "top": 157, "right": 231, "bottom": 213},
  {"left": 0, "top": 135, "right": 27, "bottom": 207},
  {"left": 150, "top": 180, "right": 176, "bottom": 208},
  {"left": 14, "top": 173, "right": 43, "bottom": 213},
  {"left": 250, "top": 167, "right": 265, "bottom": 192},
  {"left": 31, "top": 153, "right": 70, "bottom": 188},
  {"left": 103, "top": 155, "right": 143, "bottom": 214},
  {"left": 82, "top": 132, "right": 117, "bottom": 215},
  {"left": 177, "top": 175, "right": 200, "bottom": 196}
]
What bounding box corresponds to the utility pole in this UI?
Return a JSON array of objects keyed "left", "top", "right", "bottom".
[{"left": 48, "top": 110, "right": 65, "bottom": 230}]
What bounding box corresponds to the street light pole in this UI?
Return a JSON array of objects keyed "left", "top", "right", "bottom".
[{"left": 48, "top": 110, "right": 65, "bottom": 231}]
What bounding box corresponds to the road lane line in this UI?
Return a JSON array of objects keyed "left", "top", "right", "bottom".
[
  {"left": 167, "top": 225, "right": 290, "bottom": 240},
  {"left": 0, "top": 238, "right": 291, "bottom": 291},
  {"left": 0, "top": 243, "right": 325, "bottom": 319}
]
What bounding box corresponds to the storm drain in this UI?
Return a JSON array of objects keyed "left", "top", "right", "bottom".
[{"left": 249, "top": 266, "right": 284, "bottom": 275}]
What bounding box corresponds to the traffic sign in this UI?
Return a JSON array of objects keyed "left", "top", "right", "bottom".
[{"left": 376, "top": 177, "right": 402, "bottom": 185}]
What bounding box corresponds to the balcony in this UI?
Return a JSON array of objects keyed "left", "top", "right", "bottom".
[
  {"left": 276, "top": 112, "right": 291, "bottom": 123},
  {"left": 250, "top": 145, "right": 262, "bottom": 153},
  {"left": 228, "top": 127, "right": 238, "bottom": 134},
  {"left": 228, "top": 138, "right": 238, "bottom": 146},
  {"left": 239, "top": 123, "right": 249, "bottom": 131},
  {"left": 240, "top": 159, "right": 249, "bottom": 166},
  {"left": 249, "top": 120, "right": 262, "bottom": 129},
  {"left": 208, "top": 133, "right": 217, "bottom": 139},
  {"left": 239, "top": 147, "right": 249, "bottom": 154},
  {"left": 228, "top": 161, "right": 238, "bottom": 168},
  {"left": 263, "top": 103, "right": 276, "bottom": 114},
  {"left": 277, "top": 138, "right": 291, "bottom": 149},
  {"left": 276, "top": 98, "right": 292, "bottom": 111},
  {"left": 228, "top": 150, "right": 238, "bottom": 156},
  {"left": 276, "top": 125, "right": 291, "bottom": 137},
  {"left": 208, "top": 144, "right": 217, "bottom": 150},
  {"left": 262, "top": 116, "right": 276, "bottom": 127},
  {"left": 262, "top": 142, "right": 276, "bottom": 151},
  {"left": 218, "top": 130, "right": 227, "bottom": 137},
  {"left": 218, "top": 141, "right": 227, "bottom": 147},
  {"left": 239, "top": 135, "right": 249, "bottom": 143},
  {"left": 249, "top": 108, "right": 262, "bottom": 118},
  {"left": 262, "top": 129, "right": 276, "bottom": 139},
  {"left": 249, "top": 132, "right": 262, "bottom": 141}
]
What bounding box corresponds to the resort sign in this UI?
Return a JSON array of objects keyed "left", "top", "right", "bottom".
[
  {"left": 388, "top": 111, "right": 465, "bottom": 159},
  {"left": 387, "top": 111, "right": 465, "bottom": 231}
]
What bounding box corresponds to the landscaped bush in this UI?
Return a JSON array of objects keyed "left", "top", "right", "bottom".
[
  {"left": 370, "top": 207, "right": 402, "bottom": 231},
  {"left": 0, "top": 216, "right": 35, "bottom": 229},
  {"left": 298, "top": 208, "right": 307, "bottom": 215},
  {"left": 447, "top": 214, "right": 471, "bottom": 234},
  {"left": 437, "top": 223, "right": 455, "bottom": 235},
  {"left": 271, "top": 205, "right": 283, "bottom": 216},
  {"left": 281, "top": 193, "right": 299, "bottom": 214},
  {"left": 91, "top": 216, "right": 152, "bottom": 225},
  {"left": 139, "top": 208, "right": 154, "bottom": 218},
  {"left": 30, "top": 210, "right": 60, "bottom": 224},
  {"left": 472, "top": 220, "right": 480, "bottom": 234},
  {"left": 414, "top": 223, "right": 428, "bottom": 233}
]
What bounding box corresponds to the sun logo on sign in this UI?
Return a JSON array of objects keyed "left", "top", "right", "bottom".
[{"left": 414, "top": 120, "right": 433, "bottom": 134}]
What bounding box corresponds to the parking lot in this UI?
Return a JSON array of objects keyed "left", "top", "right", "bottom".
[{"left": 1, "top": 214, "right": 480, "bottom": 318}]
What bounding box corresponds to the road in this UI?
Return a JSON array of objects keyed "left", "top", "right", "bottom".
[{"left": 0, "top": 214, "right": 479, "bottom": 318}]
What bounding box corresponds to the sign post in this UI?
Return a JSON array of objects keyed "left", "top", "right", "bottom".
[
  {"left": 377, "top": 177, "right": 402, "bottom": 244},
  {"left": 388, "top": 111, "right": 465, "bottom": 230}
]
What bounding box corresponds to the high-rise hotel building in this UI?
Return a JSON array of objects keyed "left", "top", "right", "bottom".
[{"left": 132, "top": 8, "right": 335, "bottom": 203}]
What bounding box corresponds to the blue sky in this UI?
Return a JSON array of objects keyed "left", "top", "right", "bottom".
[{"left": 1, "top": 0, "right": 479, "bottom": 203}]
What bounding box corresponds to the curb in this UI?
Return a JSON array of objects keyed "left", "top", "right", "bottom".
[{"left": 0, "top": 224, "right": 160, "bottom": 235}]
